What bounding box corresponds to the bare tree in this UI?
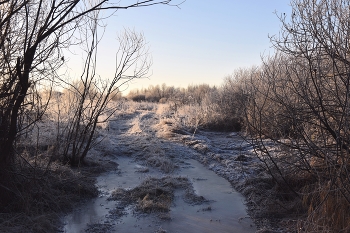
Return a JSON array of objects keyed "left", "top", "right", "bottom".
[
  {"left": 58, "top": 23, "right": 151, "bottom": 165},
  {"left": 0, "top": 0, "right": 182, "bottom": 215},
  {"left": 245, "top": 0, "right": 350, "bottom": 231},
  {"left": 0, "top": 0, "right": 179, "bottom": 170}
]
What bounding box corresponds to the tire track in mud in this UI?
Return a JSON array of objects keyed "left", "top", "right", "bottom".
[{"left": 64, "top": 109, "right": 257, "bottom": 233}]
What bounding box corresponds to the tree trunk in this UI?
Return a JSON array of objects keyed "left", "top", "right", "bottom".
[{"left": 0, "top": 47, "right": 36, "bottom": 169}]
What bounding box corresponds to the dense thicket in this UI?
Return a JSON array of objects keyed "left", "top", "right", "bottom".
[
  {"left": 244, "top": 1, "right": 350, "bottom": 231},
  {"left": 127, "top": 81, "right": 245, "bottom": 131}
]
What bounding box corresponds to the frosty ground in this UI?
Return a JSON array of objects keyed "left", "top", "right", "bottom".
[
  {"left": 57, "top": 101, "right": 300, "bottom": 233},
  {"left": 0, "top": 101, "right": 301, "bottom": 232}
]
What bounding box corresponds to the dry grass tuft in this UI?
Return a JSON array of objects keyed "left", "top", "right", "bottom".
[
  {"left": 109, "top": 176, "right": 203, "bottom": 214},
  {"left": 0, "top": 153, "right": 99, "bottom": 233},
  {"left": 238, "top": 172, "right": 307, "bottom": 231},
  {"left": 301, "top": 180, "right": 350, "bottom": 233},
  {"left": 146, "top": 156, "right": 175, "bottom": 173}
]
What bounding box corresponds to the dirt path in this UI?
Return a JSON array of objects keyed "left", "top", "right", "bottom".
[{"left": 63, "top": 108, "right": 258, "bottom": 233}]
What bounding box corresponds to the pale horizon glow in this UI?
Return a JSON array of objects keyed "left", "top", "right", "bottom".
[{"left": 64, "top": 0, "right": 291, "bottom": 94}]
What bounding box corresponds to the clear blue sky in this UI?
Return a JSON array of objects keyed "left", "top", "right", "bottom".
[{"left": 66, "top": 0, "right": 291, "bottom": 93}]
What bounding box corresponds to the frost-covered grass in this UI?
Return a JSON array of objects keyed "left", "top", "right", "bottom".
[
  {"left": 10, "top": 99, "right": 306, "bottom": 232},
  {"left": 109, "top": 176, "right": 202, "bottom": 213},
  {"left": 0, "top": 154, "right": 99, "bottom": 233}
]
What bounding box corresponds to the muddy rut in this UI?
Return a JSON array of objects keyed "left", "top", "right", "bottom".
[{"left": 63, "top": 108, "right": 257, "bottom": 233}]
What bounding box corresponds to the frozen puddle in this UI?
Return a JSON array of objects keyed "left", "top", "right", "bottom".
[{"left": 63, "top": 157, "right": 256, "bottom": 232}]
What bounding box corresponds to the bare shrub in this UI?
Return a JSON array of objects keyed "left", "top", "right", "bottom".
[
  {"left": 169, "top": 81, "right": 246, "bottom": 132},
  {"left": 244, "top": 0, "right": 350, "bottom": 231},
  {"left": 131, "top": 94, "right": 146, "bottom": 102},
  {"left": 128, "top": 79, "right": 249, "bottom": 132},
  {"left": 43, "top": 28, "right": 152, "bottom": 166}
]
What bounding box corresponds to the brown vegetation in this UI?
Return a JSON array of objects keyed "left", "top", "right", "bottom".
[
  {"left": 0, "top": 152, "right": 98, "bottom": 233},
  {"left": 127, "top": 82, "right": 244, "bottom": 132},
  {"left": 242, "top": 1, "right": 350, "bottom": 231},
  {"left": 109, "top": 176, "right": 206, "bottom": 214}
]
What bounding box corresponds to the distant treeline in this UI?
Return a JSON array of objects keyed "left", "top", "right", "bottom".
[{"left": 126, "top": 83, "right": 214, "bottom": 104}]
